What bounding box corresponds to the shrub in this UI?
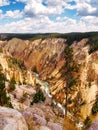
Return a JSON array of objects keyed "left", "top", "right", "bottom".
[
  {"left": 9, "top": 77, "right": 16, "bottom": 91},
  {"left": 83, "top": 116, "right": 92, "bottom": 129},
  {"left": 8, "top": 57, "right": 25, "bottom": 69},
  {"left": 0, "top": 72, "right": 13, "bottom": 108},
  {"left": 31, "top": 89, "right": 46, "bottom": 105},
  {"left": 32, "top": 66, "right": 38, "bottom": 73},
  {"left": 92, "top": 99, "right": 98, "bottom": 115}
]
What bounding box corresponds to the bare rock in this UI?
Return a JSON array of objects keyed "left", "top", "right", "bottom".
[
  {"left": 39, "top": 126, "right": 51, "bottom": 130},
  {"left": 47, "top": 122, "right": 62, "bottom": 130},
  {"left": 0, "top": 106, "right": 28, "bottom": 130},
  {"left": 88, "top": 121, "right": 98, "bottom": 130},
  {"left": 33, "top": 114, "right": 47, "bottom": 125}
]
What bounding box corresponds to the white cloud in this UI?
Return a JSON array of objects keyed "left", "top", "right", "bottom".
[
  {"left": 56, "top": 16, "right": 68, "bottom": 21},
  {"left": 81, "top": 16, "right": 98, "bottom": 25},
  {"left": 76, "top": 2, "right": 97, "bottom": 16},
  {"left": 67, "top": 0, "right": 98, "bottom": 17},
  {"left": 16, "top": 0, "right": 67, "bottom": 17},
  {"left": 1, "top": 14, "right": 98, "bottom": 33},
  {"left": 24, "top": 0, "right": 64, "bottom": 16},
  {"left": 5, "top": 10, "right": 23, "bottom": 18},
  {"left": 16, "top": 0, "right": 98, "bottom": 18},
  {"left": 1, "top": 0, "right": 98, "bottom": 33},
  {"left": 0, "top": 10, "right": 23, "bottom": 19},
  {"left": 0, "top": 0, "right": 10, "bottom": 6}
]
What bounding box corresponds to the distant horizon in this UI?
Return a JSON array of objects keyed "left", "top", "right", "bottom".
[
  {"left": 0, "top": 31, "right": 98, "bottom": 34},
  {"left": 0, "top": 0, "right": 98, "bottom": 33}
]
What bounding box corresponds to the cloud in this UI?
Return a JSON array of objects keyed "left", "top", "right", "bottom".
[
  {"left": 81, "top": 16, "right": 98, "bottom": 25},
  {"left": 76, "top": 1, "right": 97, "bottom": 16},
  {"left": 67, "top": 0, "right": 98, "bottom": 17},
  {"left": 5, "top": 10, "right": 23, "bottom": 18},
  {"left": 1, "top": 14, "right": 98, "bottom": 33},
  {"left": 0, "top": 0, "right": 10, "bottom": 6},
  {"left": 16, "top": 0, "right": 68, "bottom": 17},
  {"left": 16, "top": 0, "right": 98, "bottom": 18},
  {"left": 0, "top": 0, "right": 98, "bottom": 33},
  {"left": 0, "top": 10, "right": 23, "bottom": 19}
]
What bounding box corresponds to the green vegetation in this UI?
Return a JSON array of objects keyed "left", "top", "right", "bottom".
[
  {"left": 87, "top": 37, "right": 98, "bottom": 53},
  {"left": 83, "top": 116, "right": 92, "bottom": 129},
  {"left": 1, "top": 32, "right": 98, "bottom": 53},
  {"left": 0, "top": 31, "right": 97, "bottom": 42},
  {"left": 32, "top": 66, "right": 38, "bottom": 73},
  {"left": 0, "top": 72, "right": 13, "bottom": 108},
  {"left": 80, "top": 100, "right": 87, "bottom": 106},
  {"left": 0, "top": 64, "right": 3, "bottom": 71},
  {"left": 9, "top": 77, "right": 16, "bottom": 91},
  {"left": 7, "top": 56, "right": 25, "bottom": 70},
  {"left": 92, "top": 96, "right": 98, "bottom": 115},
  {"left": 11, "top": 57, "right": 24, "bottom": 69},
  {"left": 31, "top": 88, "right": 46, "bottom": 104},
  {"left": 63, "top": 46, "right": 80, "bottom": 115}
]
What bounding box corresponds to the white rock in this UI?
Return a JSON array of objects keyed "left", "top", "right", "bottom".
[
  {"left": 47, "top": 122, "right": 62, "bottom": 130},
  {"left": 33, "top": 114, "right": 47, "bottom": 125},
  {"left": 0, "top": 106, "right": 28, "bottom": 130},
  {"left": 39, "top": 126, "right": 51, "bottom": 130},
  {"left": 88, "top": 121, "right": 98, "bottom": 130}
]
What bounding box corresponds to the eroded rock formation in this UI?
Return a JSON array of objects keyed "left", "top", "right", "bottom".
[
  {"left": 0, "top": 106, "right": 28, "bottom": 130},
  {"left": 0, "top": 36, "right": 98, "bottom": 129}
]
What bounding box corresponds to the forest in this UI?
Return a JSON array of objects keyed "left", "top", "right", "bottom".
[{"left": 0, "top": 31, "right": 98, "bottom": 53}]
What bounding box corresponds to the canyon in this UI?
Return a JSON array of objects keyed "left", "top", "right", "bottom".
[{"left": 0, "top": 33, "right": 98, "bottom": 130}]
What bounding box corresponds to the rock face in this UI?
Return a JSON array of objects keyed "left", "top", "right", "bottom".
[
  {"left": 1, "top": 37, "right": 98, "bottom": 122},
  {"left": 47, "top": 122, "right": 62, "bottom": 130},
  {"left": 23, "top": 103, "right": 63, "bottom": 130},
  {"left": 3, "top": 38, "right": 65, "bottom": 74},
  {"left": 39, "top": 126, "right": 51, "bottom": 130},
  {"left": 88, "top": 121, "right": 98, "bottom": 130},
  {"left": 72, "top": 39, "right": 98, "bottom": 119},
  {"left": 0, "top": 106, "right": 28, "bottom": 130}
]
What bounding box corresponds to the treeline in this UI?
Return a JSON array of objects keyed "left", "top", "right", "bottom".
[
  {"left": 1, "top": 32, "right": 98, "bottom": 53},
  {"left": 1, "top": 32, "right": 98, "bottom": 42},
  {"left": 86, "top": 36, "right": 98, "bottom": 54},
  {"left": 0, "top": 33, "right": 61, "bottom": 41}
]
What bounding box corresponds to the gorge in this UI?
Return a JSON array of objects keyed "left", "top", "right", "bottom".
[{"left": 0, "top": 32, "right": 98, "bottom": 130}]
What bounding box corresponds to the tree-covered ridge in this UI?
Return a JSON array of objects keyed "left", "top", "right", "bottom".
[
  {"left": 1, "top": 32, "right": 98, "bottom": 53},
  {"left": 0, "top": 32, "right": 98, "bottom": 42},
  {"left": 86, "top": 36, "right": 98, "bottom": 54}
]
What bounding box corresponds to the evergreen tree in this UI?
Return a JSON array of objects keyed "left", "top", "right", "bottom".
[
  {"left": 64, "top": 46, "right": 79, "bottom": 115},
  {"left": 0, "top": 72, "right": 13, "bottom": 107}
]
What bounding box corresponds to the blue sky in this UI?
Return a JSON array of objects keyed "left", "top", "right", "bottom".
[{"left": 0, "top": 0, "right": 98, "bottom": 33}]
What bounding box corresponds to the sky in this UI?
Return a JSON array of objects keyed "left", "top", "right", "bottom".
[{"left": 0, "top": 0, "right": 98, "bottom": 33}]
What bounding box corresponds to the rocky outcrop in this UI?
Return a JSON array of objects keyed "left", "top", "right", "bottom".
[
  {"left": 88, "top": 121, "right": 98, "bottom": 130},
  {"left": 22, "top": 103, "right": 63, "bottom": 130},
  {"left": 0, "top": 106, "right": 28, "bottom": 130},
  {"left": 47, "top": 122, "right": 62, "bottom": 130},
  {"left": 39, "top": 126, "right": 51, "bottom": 130}
]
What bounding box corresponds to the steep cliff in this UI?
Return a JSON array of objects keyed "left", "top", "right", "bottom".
[
  {"left": 2, "top": 38, "right": 65, "bottom": 73},
  {"left": 72, "top": 39, "right": 98, "bottom": 120}
]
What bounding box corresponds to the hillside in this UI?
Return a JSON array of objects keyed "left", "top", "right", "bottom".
[{"left": 0, "top": 32, "right": 98, "bottom": 130}]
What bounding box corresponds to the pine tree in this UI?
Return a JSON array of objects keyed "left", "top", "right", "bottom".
[{"left": 64, "top": 46, "right": 79, "bottom": 115}]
